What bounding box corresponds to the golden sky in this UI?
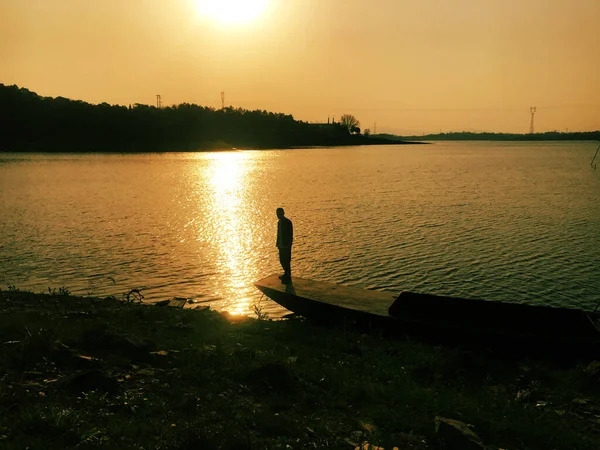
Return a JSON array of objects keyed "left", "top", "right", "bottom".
[{"left": 1, "top": 0, "right": 599, "bottom": 134}]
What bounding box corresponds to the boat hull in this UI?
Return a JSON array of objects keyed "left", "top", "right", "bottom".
[
  {"left": 254, "top": 275, "right": 396, "bottom": 331},
  {"left": 255, "top": 274, "right": 600, "bottom": 358}
]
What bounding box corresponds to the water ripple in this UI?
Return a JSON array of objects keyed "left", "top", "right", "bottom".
[{"left": 1, "top": 143, "right": 599, "bottom": 316}]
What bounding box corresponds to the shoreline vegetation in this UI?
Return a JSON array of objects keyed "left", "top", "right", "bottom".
[
  {"left": 0, "top": 84, "right": 421, "bottom": 152},
  {"left": 3, "top": 84, "right": 597, "bottom": 153},
  {"left": 1, "top": 287, "right": 599, "bottom": 449}
]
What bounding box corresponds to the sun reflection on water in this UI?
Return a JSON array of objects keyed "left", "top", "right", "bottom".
[{"left": 203, "top": 151, "right": 258, "bottom": 316}]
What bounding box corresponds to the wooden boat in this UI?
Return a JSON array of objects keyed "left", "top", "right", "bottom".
[
  {"left": 254, "top": 274, "right": 600, "bottom": 357},
  {"left": 151, "top": 297, "right": 188, "bottom": 308}
]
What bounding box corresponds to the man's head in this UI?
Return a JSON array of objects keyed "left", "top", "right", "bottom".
[{"left": 276, "top": 207, "right": 285, "bottom": 219}]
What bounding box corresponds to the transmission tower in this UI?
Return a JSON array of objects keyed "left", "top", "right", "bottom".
[
  {"left": 156, "top": 94, "right": 162, "bottom": 108},
  {"left": 529, "top": 106, "right": 537, "bottom": 134},
  {"left": 221, "top": 91, "right": 225, "bottom": 109}
]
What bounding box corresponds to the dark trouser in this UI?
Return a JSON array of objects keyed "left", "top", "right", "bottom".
[{"left": 278, "top": 247, "right": 292, "bottom": 276}]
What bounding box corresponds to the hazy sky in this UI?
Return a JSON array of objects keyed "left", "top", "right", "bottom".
[{"left": 1, "top": 0, "right": 599, "bottom": 134}]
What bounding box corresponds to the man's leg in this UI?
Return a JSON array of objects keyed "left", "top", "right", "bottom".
[
  {"left": 279, "top": 248, "right": 292, "bottom": 280},
  {"left": 278, "top": 248, "right": 286, "bottom": 277},
  {"left": 283, "top": 249, "right": 291, "bottom": 278}
]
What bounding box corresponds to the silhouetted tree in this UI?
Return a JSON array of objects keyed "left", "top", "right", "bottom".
[
  {"left": 364, "top": 128, "right": 371, "bottom": 136},
  {"left": 340, "top": 114, "right": 360, "bottom": 133}
]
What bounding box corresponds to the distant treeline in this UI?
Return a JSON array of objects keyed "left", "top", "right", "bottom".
[
  {"left": 395, "top": 131, "right": 600, "bottom": 141},
  {"left": 0, "top": 84, "right": 407, "bottom": 152}
]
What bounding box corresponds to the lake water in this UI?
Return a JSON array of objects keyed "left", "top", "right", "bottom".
[{"left": 1, "top": 142, "right": 599, "bottom": 318}]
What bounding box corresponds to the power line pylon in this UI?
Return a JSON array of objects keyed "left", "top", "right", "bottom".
[
  {"left": 221, "top": 91, "right": 225, "bottom": 109},
  {"left": 529, "top": 106, "right": 537, "bottom": 134},
  {"left": 156, "top": 94, "right": 162, "bottom": 108}
]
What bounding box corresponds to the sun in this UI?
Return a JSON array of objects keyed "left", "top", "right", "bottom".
[{"left": 194, "top": 0, "right": 269, "bottom": 25}]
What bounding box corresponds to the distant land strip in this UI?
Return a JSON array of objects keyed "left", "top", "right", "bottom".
[
  {"left": 395, "top": 131, "right": 600, "bottom": 141},
  {"left": 0, "top": 84, "right": 421, "bottom": 152}
]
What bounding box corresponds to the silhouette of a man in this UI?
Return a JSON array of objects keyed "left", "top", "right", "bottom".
[{"left": 276, "top": 207, "right": 293, "bottom": 283}]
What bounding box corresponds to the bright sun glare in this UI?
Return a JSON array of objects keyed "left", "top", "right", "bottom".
[{"left": 195, "top": 0, "right": 269, "bottom": 25}]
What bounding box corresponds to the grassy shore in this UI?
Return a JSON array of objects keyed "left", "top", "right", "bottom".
[{"left": 1, "top": 287, "right": 599, "bottom": 449}]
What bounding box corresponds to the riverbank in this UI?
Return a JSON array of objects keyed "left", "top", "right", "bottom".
[
  {"left": 1, "top": 287, "right": 599, "bottom": 449},
  {"left": 1, "top": 134, "right": 425, "bottom": 153}
]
